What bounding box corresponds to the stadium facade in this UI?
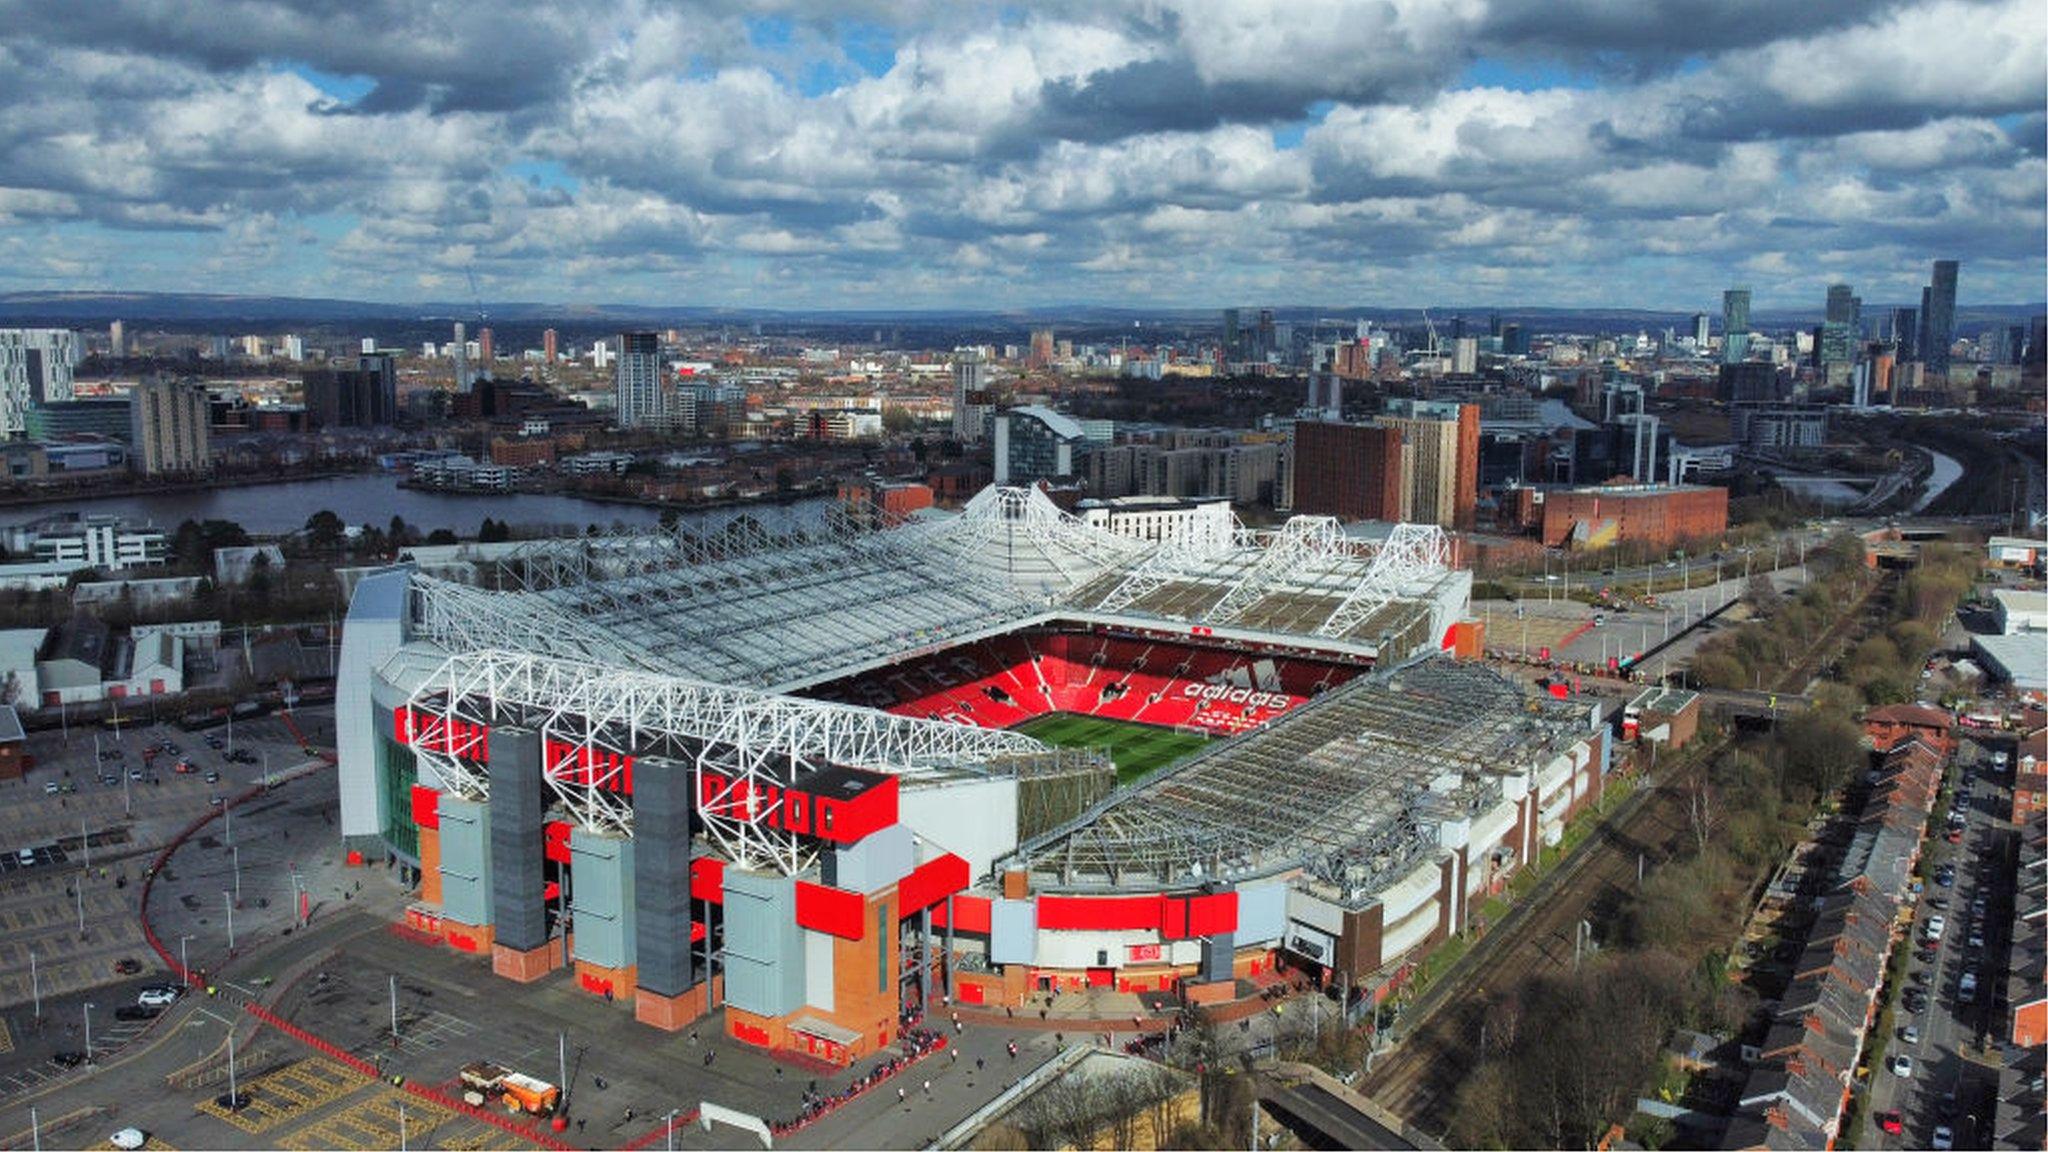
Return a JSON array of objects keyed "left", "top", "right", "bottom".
[{"left": 336, "top": 487, "right": 1609, "bottom": 1064}]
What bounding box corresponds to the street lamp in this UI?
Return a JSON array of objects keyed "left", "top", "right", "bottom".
[
  {"left": 82, "top": 1003, "right": 94, "bottom": 1062},
  {"left": 29, "top": 951, "right": 39, "bottom": 1019},
  {"left": 196, "top": 1008, "right": 240, "bottom": 1113},
  {"left": 180, "top": 934, "right": 194, "bottom": 990},
  {"left": 666, "top": 1108, "right": 680, "bottom": 1152},
  {"left": 225, "top": 891, "right": 235, "bottom": 951}
]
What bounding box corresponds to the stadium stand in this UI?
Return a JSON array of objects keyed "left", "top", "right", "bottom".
[{"left": 807, "top": 630, "right": 1362, "bottom": 736}]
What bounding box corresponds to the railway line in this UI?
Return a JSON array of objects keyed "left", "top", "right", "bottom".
[{"left": 1360, "top": 570, "right": 1896, "bottom": 1138}]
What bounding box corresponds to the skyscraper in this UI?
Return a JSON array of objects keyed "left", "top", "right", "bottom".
[
  {"left": 452, "top": 322, "right": 470, "bottom": 392},
  {"left": 1691, "top": 313, "right": 1710, "bottom": 346},
  {"left": 1890, "top": 307, "right": 1919, "bottom": 360},
  {"left": 615, "top": 332, "right": 665, "bottom": 430},
  {"left": 303, "top": 354, "right": 397, "bottom": 429},
  {"left": 1292, "top": 422, "right": 1410, "bottom": 522},
  {"left": 1818, "top": 283, "right": 1856, "bottom": 368},
  {"left": 951, "top": 348, "right": 992, "bottom": 443},
  {"left": 1919, "top": 259, "right": 1959, "bottom": 374},
  {"left": 1722, "top": 289, "right": 1751, "bottom": 364},
  {"left": 543, "top": 328, "right": 558, "bottom": 363},
  {"left": 109, "top": 319, "right": 125, "bottom": 359},
  {"left": 478, "top": 327, "right": 494, "bottom": 368}
]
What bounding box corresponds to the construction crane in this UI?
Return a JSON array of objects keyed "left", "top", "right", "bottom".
[
  {"left": 1420, "top": 308, "right": 1440, "bottom": 355},
  {"left": 465, "top": 268, "right": 488, "bottom": 329}
]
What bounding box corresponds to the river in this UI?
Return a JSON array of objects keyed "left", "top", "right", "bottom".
[
  {"left": 6, "top": 474, "right": 832, "bottom": 537},
  {"left": 1911, "top": 448, "right": 1964, "bottom": 514}
]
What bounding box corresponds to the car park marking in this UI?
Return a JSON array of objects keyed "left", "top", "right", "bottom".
[
  {"left": 279, "top": 1089, "right": 458, "bottom": 1152},
  {"left": 194, "top": 1057, "right": 361, "bottom": 1134}
]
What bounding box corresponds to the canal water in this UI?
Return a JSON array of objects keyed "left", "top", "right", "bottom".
[{"left": 6, "top": 474, "right": 832, "bottom": 537}]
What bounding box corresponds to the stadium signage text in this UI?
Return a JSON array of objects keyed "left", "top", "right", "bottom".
[{"left": 1181, "top": 682, "right": 1294, "bottom": 710}]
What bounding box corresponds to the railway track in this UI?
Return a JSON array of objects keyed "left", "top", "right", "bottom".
[{"left": 1360, "top": 570, "right": 1896, "bottom": 1138}]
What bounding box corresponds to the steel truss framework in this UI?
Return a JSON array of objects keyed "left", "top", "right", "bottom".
[
  {"left": 1002, "top": 656, "right": 1588, "bottom": 899},
  {"left": 407, "top": 488, "right": 1456, "bottom": 694},
  {"left": 397, "top": 647, "right": 1053, "bottom": 874}
]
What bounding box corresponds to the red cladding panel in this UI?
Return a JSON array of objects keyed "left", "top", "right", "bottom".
[
  {"left": 409, "top": 785, "right": 440, "bottom": 831},
  {"left": 933, "top": 894, "right": 992, "bottom": 934},
  {"left": 897, "top": 854, "right": 969, "bottom": 918},
  {"left": 795, "top": 881, "right": 867, "bottom": 940},
  {"left": 1037, "top": 894, "right": 1164, "bottom": 931},
  {"left": 544, "top": 821, "right": 573, "bottom": 865},
  {"left": 1160, "top": 898, "right": 1190, "bottom": 941},
  {"left": 1186, "top": 892, "right": 1239, "bottom": 936},
  {"left": 690, "top": 857, "right": 725, "bottom": 905},
  {"left": 812, "top": 775, "right": 900, "bottom": 844},
  {"left": 781, "top": 791, "right": 811, "bottom": 836}
]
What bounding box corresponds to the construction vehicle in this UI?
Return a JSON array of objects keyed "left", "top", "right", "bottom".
[{"left": 459, "top": 1061, "right": 561, "bottom": 1117}]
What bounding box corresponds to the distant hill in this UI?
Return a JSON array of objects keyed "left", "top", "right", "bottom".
[{"left": 0, "top": 290, "right": 2038, "bottom": 331}]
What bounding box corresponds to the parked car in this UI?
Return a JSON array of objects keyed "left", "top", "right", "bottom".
[
  {"left": 137, "top": 986, "right": 179, "bottom": 1007},
  {"left": 1889, "top": 1053, "right": 1914, "bottom": 1078},
  {"left": 214, "top": 1091, "right": 252, "bottom": 1111},
  {"left": 109, "top": 1129, "right": 147, "bottom": 1151},
  {"left": 50, "top": 1051, "right": 86, "bottom": 1069},
  {"left": 1900, "top": 1024, "right": 1920, "bottom": 1044},
  {"left": 203, "top": 771, "right": 221, "bottom": 784},
  {"left": 42, "top": 781, "right": 58, "bottom": 795},
  {"left": 1877, "top": 1111, "right": 1904, "bottom": 1135},
  {"left": 1932, "top": 1124, "right": 1954, "bottom": 1150},
  {"left": 113, "top": 957, "right": 142, "bottom": 975}
]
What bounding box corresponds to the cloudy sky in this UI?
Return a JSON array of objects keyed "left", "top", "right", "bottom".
[{"left": 0, "top": 0, "right": 2042, "bottom": 310}]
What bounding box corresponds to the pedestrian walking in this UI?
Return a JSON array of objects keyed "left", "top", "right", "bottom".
[{"left": 922, "top": 1079, "right": 931, "bottom": 1097}]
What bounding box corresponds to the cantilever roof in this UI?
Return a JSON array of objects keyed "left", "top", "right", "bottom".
[
  {"left": 406, "top": 486, "right": 1466, "bottom": 693},
  {"left": 1003, "top": 656, "right": 1593, "bottom": 899}
]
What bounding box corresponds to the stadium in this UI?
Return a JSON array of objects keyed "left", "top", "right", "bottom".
[{"left": 335, "top": 487, "right": 1611, "bottom": 1065}]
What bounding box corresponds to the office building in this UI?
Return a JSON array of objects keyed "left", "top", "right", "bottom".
[
  {"left": 1537, "top": 484, "right": 1729, "bottom": 550},
  {"left": 0, "top": 329, "right": 78, "bottom": 437},
  {"left": 1722, "top": 289, "right": 1751, "bottom": 364},
  {"left": 950, "top": 348, "right": 993, "bottom": 443},
  {"left": 128, "top": 378, "right": 212, "bottom": 475},
  {"left": 993, "top": 406, "right": 1092, "bottom": 486},
  {"left": 543, "top": 329, "right": 558, "bottom": 363},
  {"left": 1691, "top": 313, "right": 1710, "bottom": 346},
  {"left": 478, "top": 327, "right": 494, "bottom": 369},
  {"left": 303, "top": 354, "right": 398, "bottom": 429},
  {"left": 1291, "top": 422, "right": 1410, "bottom": 522},
  {"left": 615, "top": 332, "right": 666, "bottom": 431},
  {"left": 1452, "top": 337, "right": 1478, "bottom": 375},
  {"left": 1731, "top": 404, "right": 1828, "bottom": 454},
  {"left": 108, "top": 320, "right": 125, "bottom": 359},
  {"left": 1719, "top": 361, "right": 1781, "bottom": 403},
  {"left": 1919, "top": 259, "right": 1959, "bottom": 373},
  {"left": 1501, "top": 324, "right": 1529, "bottom": 357},
  {"left": 25, "top": 399, "right": 132, "bottom": 443}
]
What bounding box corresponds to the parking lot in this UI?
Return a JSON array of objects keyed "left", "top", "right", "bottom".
[
  {"left": 0, "top": 707, "right": 334, "bottom": 1107},
  {"left": 1866, "top": 733, "right": 2018, "bottom": 1149}
]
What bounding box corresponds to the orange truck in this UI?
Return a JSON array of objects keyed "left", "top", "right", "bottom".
[{"left": 459, "top": 1061, "right": 561, "bottom": 1117}]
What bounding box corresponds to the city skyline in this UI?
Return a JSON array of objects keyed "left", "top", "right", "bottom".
[{"left": 0, "top": 1, "right": 2042, "bottom": 310}]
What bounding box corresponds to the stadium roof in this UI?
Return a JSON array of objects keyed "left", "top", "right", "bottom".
[
  {"left": 403, "top": 487, "right": 1467, "bottom": 693},
  {"left": 1002, "top": 656, "right": 1595, "bottom": 902}
]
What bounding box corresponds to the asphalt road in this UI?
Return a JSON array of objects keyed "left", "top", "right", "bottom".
[{"left": 1864, "top": 734, "right": 2016, "bottom": 1150}]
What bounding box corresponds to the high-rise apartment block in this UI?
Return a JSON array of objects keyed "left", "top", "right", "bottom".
[
  {"left": 129, "top": 377, "right": 211, "bottom": 475},
  {"left": 615, "top": 332, "right": 666, "bottom": 431},
  {"left": 1291, "top": 422, "right": 1411, "bottom": 523},
  {"left": 1722, "top": 289, "right": 1751, "bottom": 364},
  {"left": 951, "top": 348, "right": 993, "bottom": 443},
  {"left": 1919, "top": 259, "right": 1958, "bottom": 373},
  {"left": 0, "top": 329, "right": 78, "bottom": 437},
  {"left": 109, "top": 320, "right": 126, "bottom": 358},
  {"left": 543, "top": 328, "right": 558, "bottom": 363}
]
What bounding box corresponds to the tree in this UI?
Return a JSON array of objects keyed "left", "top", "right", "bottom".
[
  {"left": 305, "top": 509, "right": 346, "bottom": 553},
  {"left": 478, "top": 517, "right": 511, "bottom": 543},
  {"left": 387, "top": 515, "right": 415, "bottom": 549},
  {"left": 425, "top": 528, "right": 458, "bottom": 546},
  {"left": 881, "top": 405, "right": 917, "bottom": 434}
]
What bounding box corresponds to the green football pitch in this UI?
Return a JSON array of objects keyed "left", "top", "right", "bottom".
[{"left": 1013, "top": 712, "right": 1210, "bottom": 784}]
